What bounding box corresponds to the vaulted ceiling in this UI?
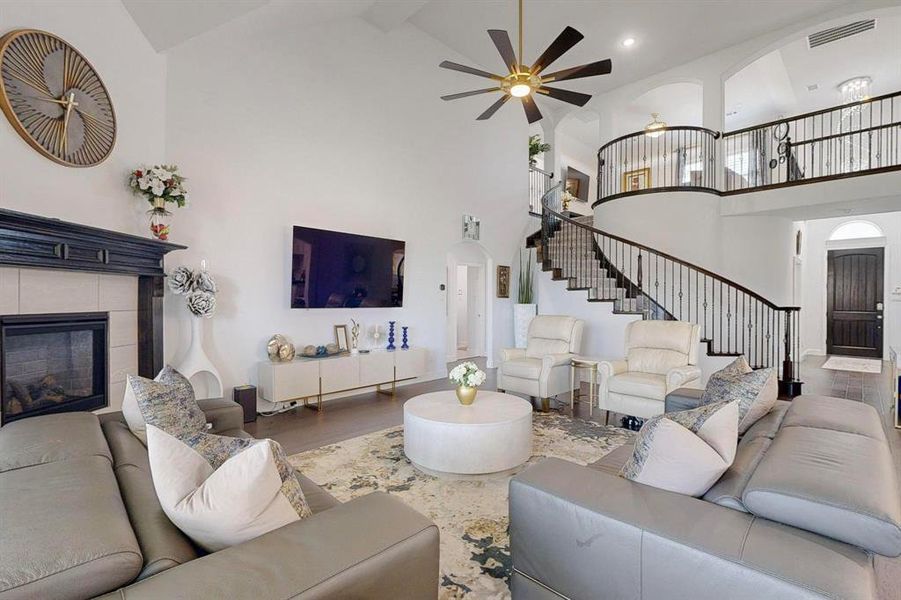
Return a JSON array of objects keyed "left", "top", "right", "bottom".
[
  {"left": 726, "top": 6, "right": 901, "bottom": 129},
  {"left": 122, "top": 0, "right": 870, "bottom": 128}
]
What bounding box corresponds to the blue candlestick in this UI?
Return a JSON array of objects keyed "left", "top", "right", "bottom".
[
  {"left": 387, "top": 321, "right": 396, "bottom": 350},
  {"left": 401, "top": 326, "right": 409, "bottom": 350}
]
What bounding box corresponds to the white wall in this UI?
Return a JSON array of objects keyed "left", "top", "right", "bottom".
[
  {"left": 800, "top": 212, "right": 901, "bottom": 358},
  {"left": 594, "top": 191, "right": 795, "bottom": 305},
  {"left": 163, "top": 14, "right": 529, "bottom": 395},
  {"left": 0, "top": 1, "right": 166, "bottom": 234}
]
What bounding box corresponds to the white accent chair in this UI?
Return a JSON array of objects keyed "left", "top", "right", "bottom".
[
  {"left": 498, "top": 315, "right": 585, "bottom": 412},
  {"left": 598, "top": 320, "right": 702, "bottom": 422}
]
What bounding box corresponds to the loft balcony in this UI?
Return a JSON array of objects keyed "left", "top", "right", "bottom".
[{"left": 595, "top": 90, "right": 901, "bottom": 208}]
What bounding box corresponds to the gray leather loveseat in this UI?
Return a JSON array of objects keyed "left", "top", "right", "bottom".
[
  {"left": 0, "top": 400, "right": 439, "bottom": 599},
  {"left": 509, "top": 392, "right": 901, "bottom": 599}
]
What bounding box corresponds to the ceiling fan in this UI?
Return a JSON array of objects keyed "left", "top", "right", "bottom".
[{"left": 439, "top": 0, "right": 612, "bottom": 124}]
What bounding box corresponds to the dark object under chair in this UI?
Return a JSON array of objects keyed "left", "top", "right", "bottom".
[{"left": 621, "top": 415, "right": 644, "bottom": 431}]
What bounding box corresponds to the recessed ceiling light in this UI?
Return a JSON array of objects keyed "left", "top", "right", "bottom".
[{"left": 621, "top": 37, "right": 636, "bottom": 48}]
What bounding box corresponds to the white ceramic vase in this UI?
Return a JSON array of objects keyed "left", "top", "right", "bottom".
[
  {"left": 513, "top": 303, "right": 537, "bottom": 348},
  {"left": 176, "top": 317, "right": 224, "bottom": 399}
]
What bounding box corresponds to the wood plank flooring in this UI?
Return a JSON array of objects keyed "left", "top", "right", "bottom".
[{"left": 247, "top": 357, "right": 608, "bottom": 454}]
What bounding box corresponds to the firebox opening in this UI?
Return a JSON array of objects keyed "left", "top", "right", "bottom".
[{"left": 1, "top": 312, "right": 109, "bottom": 424}]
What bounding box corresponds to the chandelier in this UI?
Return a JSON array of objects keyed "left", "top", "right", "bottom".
[
  {"left": 644, "top": 113, "right": 667, "bottom": 138},
  {"left": 839, "top": 76, "right": 871, "bottom": 104}
]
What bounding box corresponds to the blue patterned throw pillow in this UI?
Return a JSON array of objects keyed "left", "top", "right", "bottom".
[
  {"left": 147, "top": 425, "right": 312, "bottom": 551},
  {"left": 123, "top": 365, "right": 207, "bottom": 444},
  {"left": 621, "top": 400, "right": 739, "bottom": 496},
  {"left": 701, "top": 356, "right": 777, "bottom": 434}
]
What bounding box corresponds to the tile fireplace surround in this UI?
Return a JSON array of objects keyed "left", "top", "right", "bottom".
[
  {"left": 0, "top": 268, "right": 137, "bottom": 417},
  {"left": 0, "top": 208, "right": 184, "bottom": 424}
]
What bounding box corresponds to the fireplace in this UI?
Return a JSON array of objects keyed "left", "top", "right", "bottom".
[{"left": 0, "top": 313, "right": 109, "bottom": 423}]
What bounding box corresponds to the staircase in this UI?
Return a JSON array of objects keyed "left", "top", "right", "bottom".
[{"left": 534, "top": 183, "right": 802, "bottom": 395}]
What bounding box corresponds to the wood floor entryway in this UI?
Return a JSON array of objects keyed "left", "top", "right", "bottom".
[{"left": 827, "top": 246, "right": 884, "bottom": 358}]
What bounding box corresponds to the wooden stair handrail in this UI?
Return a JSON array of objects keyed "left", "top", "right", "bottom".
[{"left": 541, "top": 182, "right": 799, "bottom": 313}]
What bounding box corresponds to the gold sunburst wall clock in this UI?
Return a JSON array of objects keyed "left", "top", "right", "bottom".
[{"left": 0, "top": 29, "right": 116, "bottom": 167}]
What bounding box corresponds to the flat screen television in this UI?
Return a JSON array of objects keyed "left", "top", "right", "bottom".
[{"left": 291, "top": 226, "right": 405, "bottom": 308}]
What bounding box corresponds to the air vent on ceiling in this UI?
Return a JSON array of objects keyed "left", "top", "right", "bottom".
[{"left": 808, "top": 19, "right": 876, "bottom": 48}]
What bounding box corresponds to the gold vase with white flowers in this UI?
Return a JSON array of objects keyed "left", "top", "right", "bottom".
[{"left": 448, "top": 362, "right": 487, "bottom": 406}]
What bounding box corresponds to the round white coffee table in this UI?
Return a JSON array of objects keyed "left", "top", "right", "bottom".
[{"left": 403, "top": 390, "right": 533, "bottom": 477}]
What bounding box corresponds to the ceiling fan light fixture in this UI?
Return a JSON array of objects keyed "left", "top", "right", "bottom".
[
  {"left": 621, "top": 37, "right": 636, "bottom": 48},
  {"left": 510, "top": 83, "right": 532, "bottom": 97},
  {"left": 644, "top": 112, "right": 667, "bottom": 138},
  {"left": 438, "top": 0, "right": 612, "bottom": 123}
]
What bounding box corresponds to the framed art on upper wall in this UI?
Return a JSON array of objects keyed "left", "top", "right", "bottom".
[
  {"left": 462, "top": 215, "right": 480, "bottom": 241},
  {"left": 497, "top": 265, "right": 510, "bottom": 298},
  {"left": 622, "top": 168, "right": 651, "bottom": 192},
  {"left": 564, "top": 166, "right": 590, "bottom": 202}
]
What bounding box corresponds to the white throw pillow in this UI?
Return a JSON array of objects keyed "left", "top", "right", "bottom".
[
  {"left": 621, "top": 401, "right": 739, "bottom": 496},
  {"left": 701, "top": 356, "right": 777, "bottom": 434},
  {"left": 123, "top": 366, "right": 207, "bottom": 444},
  {"left": 146, "top": 425, "right": 312, "bottom": 552}
]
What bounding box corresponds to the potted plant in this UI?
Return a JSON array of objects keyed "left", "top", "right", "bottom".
[
  {"left": 528, "top": 134, "right": 551, "bottom": 167},
  {"left": 448, "top": 361, "right": 487, "bottom": 405},
  {"left": 514, "top": 248, "right": 537, "bottom": 348},
  {"left": 129, "top": 165, "right": 189, "bottom": 240}
]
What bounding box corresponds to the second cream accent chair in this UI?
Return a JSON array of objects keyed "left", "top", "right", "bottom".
[
  {"left": 598, "top": 320, "right": 701, "bottom": 421},
  {"left": 498, "top": 315, "right": 585, "bottom": 411}
]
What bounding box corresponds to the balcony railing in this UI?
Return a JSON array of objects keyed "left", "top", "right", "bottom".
[
  {"left": 597, "top": 126, "right": 720, "bottom": 203},
  {"left": 592, "top": 90, "right": 901, "bottom": 204},
  {"left": 529, "top": 165, "right": 554, "bottom": 215},
  {"left": 722, "top": 90, "right": 901, "bottom": 193}
]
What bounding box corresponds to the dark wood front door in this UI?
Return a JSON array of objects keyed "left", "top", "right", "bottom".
[{"left": 827, "top": 247, "right": 884, "bottom": 358}]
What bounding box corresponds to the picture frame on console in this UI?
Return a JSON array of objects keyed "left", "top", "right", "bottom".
[{"left": 334, "top": 325, "right": 349, "bottom": 352}]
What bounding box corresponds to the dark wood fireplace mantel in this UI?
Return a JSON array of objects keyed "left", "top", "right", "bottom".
[
  {"left": 0, "top": 208, "right": 186, "bottom": 378},
  {"left": 0, "top": 208, "right": 185, "bottom": 276}
]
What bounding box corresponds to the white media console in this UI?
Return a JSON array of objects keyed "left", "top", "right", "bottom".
[{"left": 258, "top": 348, "right": 428, "bottom": 411}]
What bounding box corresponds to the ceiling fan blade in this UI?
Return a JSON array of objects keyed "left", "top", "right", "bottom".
[
  {"left": 441, "top": 87, "right": 501, "bottom": 101},
  {"left": 439, "top": 60, "right": 503, "bottom": 81},
  {"left": 477, "top": 94, "right": 511, "bottom": 120},
  {"left": 488, "top": 29, "right": 518, "bottom": 73},
  {"left": 521, "top": 95, "right": 543, "bottom": 124},
  {"left": 530, "top": 26, "right": 584, "bottom": 76},
  {"left": 541, "top": 59, "right": 612, "bottom": 83},
  {"left": 538, "top": 86, "right": 592, "bottom": 107}
]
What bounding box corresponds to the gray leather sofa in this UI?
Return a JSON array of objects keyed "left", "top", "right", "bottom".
[
  {"left": 509, "top": 392, "right": 901, "bottom": 599},
  {"left": 0, "top": 400, "right": 439, "bottom": 600}
]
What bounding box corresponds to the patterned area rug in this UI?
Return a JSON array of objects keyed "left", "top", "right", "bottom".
[
  {"left": 289, "top": 414, "right": 633, "bottom": 599},
  {"left": 822, "top": 356, "right": 883, "bottom": 374}
]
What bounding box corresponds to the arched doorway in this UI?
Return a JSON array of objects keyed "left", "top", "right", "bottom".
[{"left": 446, "top": 242, "right": 493, "bottom": 364}]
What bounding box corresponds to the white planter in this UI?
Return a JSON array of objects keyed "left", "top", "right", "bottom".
[
  {"left": 175, "top": 317, "right": 224, "bottom": 399},
  {"left": 513, "top": 303, "right": 537, "bottom": 348}
]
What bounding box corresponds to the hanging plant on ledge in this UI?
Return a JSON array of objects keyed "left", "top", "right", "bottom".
[
  {"left": 528, "top": 135, "right": 551, "bottom": 167},
  {"left": 128, "top": 165, "right": 189, "bottom": 241}
]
